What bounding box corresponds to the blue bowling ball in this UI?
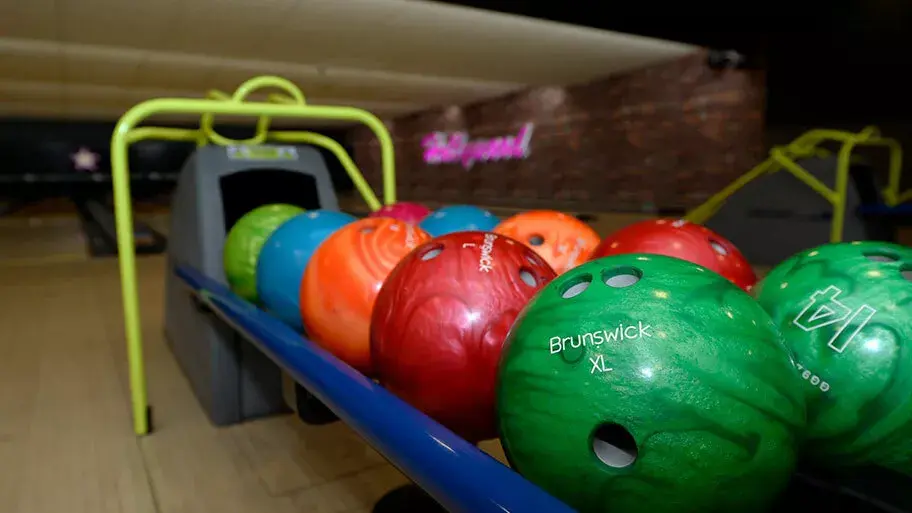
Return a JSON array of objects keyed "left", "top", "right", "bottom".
[
  {"left": 419, "top": 205, "right": 499, "bottom": 236},
  {"left": 256, "top": 210, "right": 357, "bottom": 329}
]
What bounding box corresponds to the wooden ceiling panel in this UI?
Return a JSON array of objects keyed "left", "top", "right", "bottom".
[
  {"left": 319, "top": 5, "right": 690, "bottom": 84},
  {"left": 306, "top": 98, "right": 422, "bottom": 116},
  {"left": 0, "top": 80, "right": 62, "bottom": 104},
  {"left": 65, "top": 89, "right": 158, "bottom": 113},
  {"left": 258, "top": 2, "right": 686, "bottom": 86},
  {"left": 319, "top": 67, "right": 521, "bottom": 97},
  {"left": 0, "top": 102, "right": 68, "bottom": 120},
  {"left": 133, "top": 56, "right": 220, "bottom": 92},
  {"left": 64, "top": 50, "right": 142, "bottom": 87},
  {"left": 206, "top": 65, "right": 307, "bottom": 97},
  {"left": 162, "top": 2, "right": 300, "bottom": 58},
  {"left": 62, "top": 83, "right": 148, "bottom": 104},
  {"left": 290, "top": 81, "right": 470, "bottom": 106},
  {"left": 0, "top": 0, "right": 697, "bottom": 122},
  {"left": 58, "top": 0, "right": 179, "bottom": 49},
  {"left": 0, "top": 0, "right": 56, "bottom": 40},
  {"left": 66, "top": 102, "right": 135, "bottom": 119},
  {"left": 264, "top": 2, "right": 406, "bottom": 64},
  {"left": 202, "top": 65, "right": 436, "bottom": 111},
  {"left": 0, "top": 52, "right": 62, "bottom": 82}
]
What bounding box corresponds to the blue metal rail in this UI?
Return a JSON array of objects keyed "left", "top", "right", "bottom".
[{"left": 175, "top": 264, "right": 576, "bottom": 513}]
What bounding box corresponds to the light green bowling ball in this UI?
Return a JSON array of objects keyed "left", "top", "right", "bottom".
[{"left": 223, "top": 204, "right": 303, "bottom": 303}]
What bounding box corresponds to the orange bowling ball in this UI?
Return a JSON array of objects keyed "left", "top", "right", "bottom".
[
  {"left": 494, "top": 210, "right": 600, "bottom": 274},
  {"left": 300, "top": 217, "right": 430, "bottom": 374}
]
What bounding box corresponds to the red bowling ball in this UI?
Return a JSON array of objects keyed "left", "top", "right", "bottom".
[
  {"left": 592, "top": 218, "right": 757, "bottom": 291},
  {"left": 371, "top": 231, "right": 556, "bottom": 443}
]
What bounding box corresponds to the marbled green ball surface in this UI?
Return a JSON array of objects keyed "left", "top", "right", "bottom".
[
  {"left": 498, "top": 254, "right": 806, "bottom": 513},
  {"left": 755, "top": 241, "right": 912, "bottom": 475}
]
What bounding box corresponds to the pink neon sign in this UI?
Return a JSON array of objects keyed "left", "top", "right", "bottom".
[{"left": 421, "top": 123, "right": 534, "bottom": 169}]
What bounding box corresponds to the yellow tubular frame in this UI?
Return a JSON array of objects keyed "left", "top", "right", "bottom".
[
  {"left": 685, "top": 126, "right": 904, "bottom": 242},
  {"left": 110, "top": 75, "right": 397, "bottom": 435}
]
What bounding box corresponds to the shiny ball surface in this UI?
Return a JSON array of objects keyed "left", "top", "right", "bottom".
[
  {"left": 223, "top": 204, "right": 304, "bottom": 303},
  {"left": 256, "top": 210, "right": 357, "bottom": 329},
  {"left": 498, "top": 254, "right": 805, "bottom": 513},
  {"left": 592, "top": 218, "right": 756, "bottom": 292},
  {"left": 371, "top": 231, "right": 556, "bottom": 442},
  {"left": 368, "top": 201, "right": 431, "bottom": 224},
  {"left": 419, "top": 204, "right": 499, "bottom": 236},
  {"left": 494, "top": 210, "right": 600, "bottom": 275},
  {"left": 754, "top": 241, "right": 912, "bottom": 474},
  {"left": 300, "top": 217, "right": 430, "bottom": 374}
]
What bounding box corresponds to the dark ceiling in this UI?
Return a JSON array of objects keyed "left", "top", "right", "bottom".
[
  {"left": 434, "top": 2, "right": 912, "bottom": 123},
  {"left": 432, "top": 2, "right": 910, "bottom": 60}
]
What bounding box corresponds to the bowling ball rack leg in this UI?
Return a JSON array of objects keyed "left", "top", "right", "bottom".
[
  {"left": 372, "top": 484, "right": 447, "bottom": 513},
  {"left": 293, "top": 383, "right": 339, "bottom": 425}
]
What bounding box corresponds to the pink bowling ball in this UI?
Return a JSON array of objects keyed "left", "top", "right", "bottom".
[{"left": 368, "top": 202, "right": 431, "bottom": 224}]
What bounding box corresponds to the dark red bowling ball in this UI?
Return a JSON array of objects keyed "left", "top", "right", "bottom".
[
  {"left": 371, "top": 231, "right": 557, "bottom": 442},
  {"left": 591, "top": 218, "right": 757, "bottom": 292}
]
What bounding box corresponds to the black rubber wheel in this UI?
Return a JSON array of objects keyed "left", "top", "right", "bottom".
[
  {"left": 372, "top": 484, "right": 447, "bottom": 513},
  {"left": 146, "top": 406, "right": 154, "bottom": 434},
  {"left": 294, "top": 384, "right": 338, "bottom": 425},
  {"left": 189, "top": 294, "right": 212, "bottom": 314}
]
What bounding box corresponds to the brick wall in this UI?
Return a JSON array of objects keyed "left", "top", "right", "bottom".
[{"left": 349, "top": 50, "right": 766, "bottom": 213}]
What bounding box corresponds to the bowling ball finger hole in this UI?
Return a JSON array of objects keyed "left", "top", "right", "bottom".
[
  {"left": 591, "top": 423, "right": 638, "bottom": 468},
  {"left": 420, "top": 245, "right": 443, "bottom": 261},
  {"left": 360, "top": 226, "right": 376, "bottom": 234},
  {"left": 560, "top": 274, "right": 592, "bottom": 299},
  {"left": 864, "top": 251, "right": 898, "bottom": 263},
  {"left": 519, "top": 268, "right": 538, "bottom": 287},
  {"left": 901, "top": 264, "right": 912, "bottom": 282},
  {"left": 527, "top": 234, "right": 545, "bottom": 246},
  {"left": 602, "top": 266, "right": 642, "bottom": 288},
  {"left": 709, "top": 239, "right": 728, "bottom": 256}
]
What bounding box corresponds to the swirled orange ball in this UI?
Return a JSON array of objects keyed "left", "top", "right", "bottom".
[
  {"left": 494, "top": 210, "right": 600, "bottom": 275},
  {"left": 299, "top": 217, "right": 430, "bottom": 374}
]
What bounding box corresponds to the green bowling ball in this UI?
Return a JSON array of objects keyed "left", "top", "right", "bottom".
[
  {"left": 497, "top": 254, "right": 805, "bottom": 513},
  {"left": 223, "top": 204, "right": 304, "bottom": 303},
  {"left": 754, "top": 241, "right": 912, "bottom": 475}
]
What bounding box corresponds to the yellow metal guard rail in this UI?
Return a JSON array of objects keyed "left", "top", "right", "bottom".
[
  {"left": 685, "top": 126, "right": 904, "bottom": 241},
  {"left": 111, "top": 75, "right": 396, "bottom": 436}
]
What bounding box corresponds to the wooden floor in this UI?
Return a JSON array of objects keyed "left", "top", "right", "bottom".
[{"left": 0, "top": 213, "right": 517, "bottom": 513}]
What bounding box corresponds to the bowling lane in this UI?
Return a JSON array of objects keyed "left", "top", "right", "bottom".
[
  {"left": 0, "top": 199, "right": 88, "bottom": 265},
  {"left": 0, "top": 197, "right": 172, "bottom": 266}
]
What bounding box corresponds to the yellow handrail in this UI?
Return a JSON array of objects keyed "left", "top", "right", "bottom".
[
  {"left": 110, "top": 75, "right": 396, "bottom": 436},
  {"left": 685, "top": 126, "right": 904, "bottom": 243}
]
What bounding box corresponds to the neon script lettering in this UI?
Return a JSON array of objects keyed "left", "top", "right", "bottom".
[{"left": 421, "top": 123, "right": 534, "bottom": 169}]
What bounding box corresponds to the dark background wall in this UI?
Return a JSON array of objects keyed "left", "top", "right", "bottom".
[
  {"left": 761, "top": 40, "right": 912, "bottom": 193},
  {"left": 764, "top": 41, "right": 911, "bottom": 163},
  {"left": 0, "top": 119, "right": 354, "bottom": 205},
  {"left": 349, "top": 50, "right": 766, "bottom": 213}
]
